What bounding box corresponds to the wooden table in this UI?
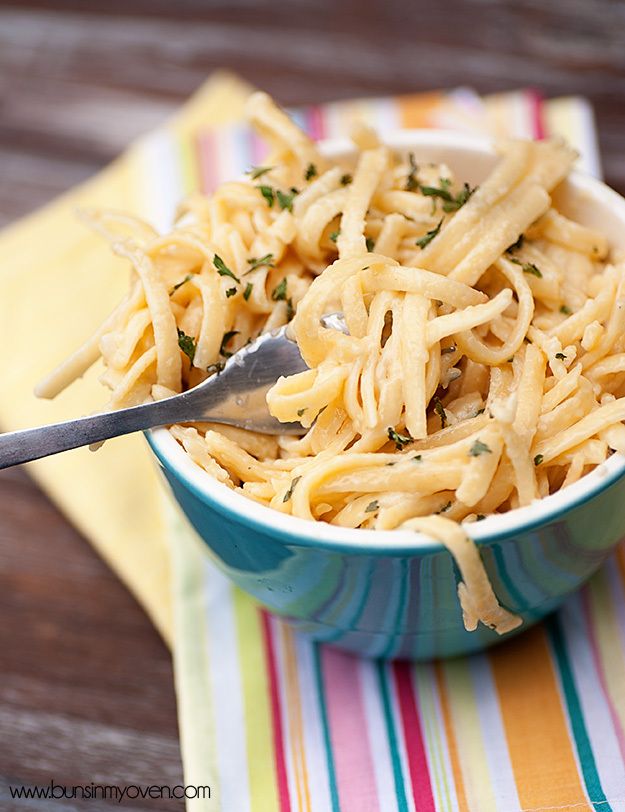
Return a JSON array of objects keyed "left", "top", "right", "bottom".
[{"left": 1, "top": 2, "right": 624, "bottom": 807}]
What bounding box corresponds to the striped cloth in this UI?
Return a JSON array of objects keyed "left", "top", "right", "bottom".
[{"left": 150, "top": 89, "right": 625, "bottom": 811}]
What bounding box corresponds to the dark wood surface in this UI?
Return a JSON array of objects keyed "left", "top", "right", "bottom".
[{"left": 1, "top": 1, "right": 624, "bottom": 807}]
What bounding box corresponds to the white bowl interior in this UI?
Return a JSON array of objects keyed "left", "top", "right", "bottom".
[{"left": 150, "top": 130, "right": 625, "bottom": 550}]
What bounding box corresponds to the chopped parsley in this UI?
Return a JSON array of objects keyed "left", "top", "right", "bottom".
[
  {"left": 387, "top": 426, "right": 413, "bottom": 450},
  {"left": 246, "top": 253, "right": 275, "bottom": 272},
  {"left": 170, "top": 274, "right": 193, "bottom": 294},
  {"left": 413, "top": 454, "right": 423, "bottom": 462},
  {"left": 258, "top": 185, "right": 275, "bottom": 207},
  {"left": 305, "top": 163, "right": 317, "bottom": 181},
  {"left": 365, "top": 500, "right": 379, "bottom": 513},
  {"left": 247, "top": 165, "right": 274, "bottom": 180},
  {"left": 177, "top": 329, "right": 196, "bottom": 363},
  {"left": 283, "top": 476, "right": 302, "bottom": 503},
  {"left": 276, "top": 188, "right": 297, "bottom": 211},
  {"left": 469, "top": 439, "right": 491, "bottom": 457},
  {"left": 329, "top": 230, "right": 340, "bottom": 243},
  {"left": 437, "top": 500, "right": 452, "bottom": 514},
  {"left": 272, "top": 278, "right": 288, "bottom": 301},
  {"left": 297, "top": 408, "right": 307, "bottom": 417},
  {"left": 243, "top": 282, "right": 253, "bottom": 301},
  {"left": 510, "top": 258, "right": 543, "bottom": 278},
  {"left": 365, "top": 236, "right": 375, "bottom": 252},
  {"left": 476, "top": 514, "right": 486, "bottom": 521},
  {"left": 206, "top": 361, "right": 225, "bottom": 375},
  {"left": 555, "top": 352, "right": 567, "bottom": 360},
  {"left": 219, "top": 330, "right": 240, "bottom": 358},
  {"left": 226, "top": 287, "right": 237, "bottom": 298},
  {"left": 560, "top": 305, "right": 572, "bottom": 316},
  {"left": 415, "top": 218, "right": 443, "bottom": 249},
  {"left": 286, "top": 297, "right": 295, "bottom": 321},
  {"left": 419, "top": 178, "right": 476, "bottom": 213},
  {"left": 214, "top": 254, "right": 240, "bottom": 283},
  {"left": 433, "top": 397, "right": 447, "bottom": 428},
  {"left": 534, "top": 454, "right": 544, "bottom": 466},
  {"left": 445, "top": 182, "right": 476, "bottom": 212},
  {"left": 405, "top": 152, "right": 419, "bottom": 191},
  {"left": 340, "top": 173, "right": 353, "bottom": 185}
]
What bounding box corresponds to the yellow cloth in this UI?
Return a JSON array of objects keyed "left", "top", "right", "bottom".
[{"left": 0, "top": 72, "right": 253, "bottom": 644}]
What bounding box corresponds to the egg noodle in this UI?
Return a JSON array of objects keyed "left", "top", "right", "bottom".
[{"left": 38, "top": 93, "right": 625, "bottom": 634}]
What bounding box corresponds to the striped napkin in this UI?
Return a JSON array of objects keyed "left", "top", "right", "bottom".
[{"left": 0, "top": 74, "right": 624, "bottom": 811}]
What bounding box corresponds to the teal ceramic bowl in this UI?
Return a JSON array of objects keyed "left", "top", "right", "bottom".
[{"left": 148, "top": 131, "right": 625, "bottom": 660}]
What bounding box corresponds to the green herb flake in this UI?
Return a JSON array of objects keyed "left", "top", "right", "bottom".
[
  {"left": 507, "top": 234, "right": 524, "bottom": 252},
  {"left": 247, "top": 165, "right": 274, "bottom": 180},
  {"left": 258, "top": 185, "right": 275, "bottom": 207},
  {"left": 444, "top": 182, "right": 476, "bottom": 212},
  {"left": 272, "top": 278, "right": 288, "bottom": 302},
  {"left": 387, "top": 426, "right": 413, "bottom": 450},
  {"left": 433, "top": 397, "right": 447, "bottom": 428},
  {"left": 555, "top": 352, "right": 567, "bottom": 361},
  {"left": 365, "top": 236, "right": 375, "bottom": 252},
  {"left": 246, "top": 253, "right": 275, "bottom": 273},
  {"left": 304, "top": 163, "right": 317, "bottom": 181},
  {"left": 534, "top": 454, "right": 544, "bottom": 467},
  {"left": 286, "top": 297, "right": 295, "bottom": 321},
  {"left": 170, "top": 274, "right": 193, "bottom": 295},
  {"left": 560, "top": 305, "right": 572, "bottom": 316},
  {"left": 177, "top": 328, "right": 196, "bottom": 364},
  {"left": 243, "top": 282, "right": 253, "bottom": 301},
  {"left": 416, "top": 218, "right": 443, "bottom": 249},
  {"left": 219, "top": 330, "right": 240, "bottom": 358},
  {"left": 413, "top": 454, "right": 423, "bottom": 462},
  {"left": 510, "top": 258, "right": 543, "bottom": 278},
  {"left": 226, "top": 287, "right": 237, "bottom": 298},
  {"left": 476, "top": 514, "right": 486, "bottom": 521},
  {"left": 282, "top": 476, "right": 302, "bottom": 503},
  {"left": 340, "top": 173, "right": 353, "bottom": 186},
  {"left": 213, "top": 254, "right": 240, "bottom": 283},
  {"left": 276, "top": 188, "right": 296, "bottom": 211},
  {"left": 405, "top": 152, "right": 419, "bottom": 191},
  {"left": 329, "top": 230, "right": 340, "bottom": 243},
  {"left": 469, "top": 439, "right": 491, "bottom": 457},
  {"left": 297, "top": 408, "right": 307, "bottom": 417},
  {"left": 206, "top": 361, "right": 225, "bottom": 375},
  {"left": 365, "top": 500, "right": 379, "bottom": 513},
  {"left": 437, "top": 500, "right": 452, "bottom": 514}
]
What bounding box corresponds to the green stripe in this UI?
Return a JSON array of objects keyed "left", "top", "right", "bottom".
[
  {"left": 376, "top": 661, "right": 409, "bottom": 812},
  {"left": 546, "top": 613, "right": 611, "bottom": 812},
  {"left": 312, "top": 643, "right": 341, "bottom": 812}
]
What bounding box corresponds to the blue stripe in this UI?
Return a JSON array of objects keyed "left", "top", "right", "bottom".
[
  {"left": 546, "top": 613, "right": 611, "bottom": 811},
  {"left": 312, "top": 642, "right": 341, "bottom": 812},
  {"left": 376, "top": 661, "right": 409, "bottom": 812}
]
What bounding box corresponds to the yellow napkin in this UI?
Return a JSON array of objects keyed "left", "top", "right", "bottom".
[{"left": 0, "top": 72, "right": 253, "bottom": 644}]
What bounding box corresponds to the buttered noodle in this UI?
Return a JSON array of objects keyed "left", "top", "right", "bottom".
[{"left": 38, "top": 93, "right": 625, "bottom": 634}]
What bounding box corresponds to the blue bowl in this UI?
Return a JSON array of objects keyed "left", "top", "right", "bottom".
[{"left": 147, "top": 131, "right": 625, "bottom": 660}]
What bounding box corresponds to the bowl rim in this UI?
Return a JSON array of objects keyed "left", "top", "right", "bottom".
[{"left": 147, "top": 128, "right": 625, "bottom": 554}]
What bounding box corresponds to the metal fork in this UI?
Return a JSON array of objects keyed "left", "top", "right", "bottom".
[{"left": 0, "top": 326, "right": 310, "bottom": 470}]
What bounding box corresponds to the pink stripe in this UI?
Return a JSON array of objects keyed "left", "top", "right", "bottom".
[
  {"left": 198, "top": 132, "right": 219, "bottom": 193},
  {"left": 260, "top": 611, "right": 292, "bottom": 812},
  {"left": 320, "top": 647, "right": 381, "bottom": 812},
  {"left": 307, "top": 105, "right": 326, "bottom": 140},
  {"left": 393, "top": 662, "right": 436, "bottom": 812},
  {"left": 527, "top": 88, "right": 546, "bottom": 139},
  {"left": 582, "top": 587, "right": 625, "bottom": 763}
]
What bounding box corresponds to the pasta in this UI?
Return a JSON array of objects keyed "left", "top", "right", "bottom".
[{"left": 38, "top": 92, "right": 625, "bottom": 635}]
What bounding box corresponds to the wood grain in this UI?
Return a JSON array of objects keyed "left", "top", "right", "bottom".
[{"left": 0, "top": 1, "right": 623, "bottom": 806}]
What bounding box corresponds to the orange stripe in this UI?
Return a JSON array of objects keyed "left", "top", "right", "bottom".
[
  {"left": 489, "top": 625, "right": 592, "bottom": 811},
  {"left": 281, "top": 623, "right": 312, "bottom": 812},
  {"left": 434, "top": 662, "right": 470, "bottom": 812},
  {"left": 397, "top": 92, "right": 444, "bottom": 129}
]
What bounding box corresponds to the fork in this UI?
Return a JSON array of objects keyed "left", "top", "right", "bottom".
[{"left": 0, "top": 326, "right": 310, "bottom": 470}]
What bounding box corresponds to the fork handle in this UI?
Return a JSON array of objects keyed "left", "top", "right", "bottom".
[{"left": 0, "top": 398, "right": 181, "bottom": 469}]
